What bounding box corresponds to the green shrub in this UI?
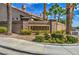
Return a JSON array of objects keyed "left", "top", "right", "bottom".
[
  {"left": 51, "top": 33, "right": 56, "bottom": 38},
  {"left": 51, "top": 38, "right": 56, "bottom": 43},
  {"left": 48, "top": 38, "right": 53, "bottom": 43},
  {"left": 66, "top": 36, "right": 78, "bottom": 43},
  {"left": 33, "top": 35, "right": 44, "bottom": 42},
  {"left": 43, "top": 31, "right": 49, "bottom": 34},
  {"left": 55, "top": 30, "right": 65, "bottom": 34},
  {"left": 44, "top": 31, "right": 48, "bottom": 35},
  {"left": 33, "top": 32, "right": 78, "bottom": 44},
  {"left": 44, "top": 33, "right": 51, "bottom": 40},
  {"left": 0, "top": 27, "right": 7, "bottom": 33},
  {"left": 20, "top": 29, "right": 31, "bottom": 35},
  {"left": 35, "top": 31, "right": 40, "bottom": 35},
  {"left": 55, "top": 38, "right": 65, "bottom": 44},
  {"left": 61, "top": 30, "right": 65, "bottom": 34},
  {"left": 51, "top": 33, "right": 65, "bottom": 43},
  {"left": 51, "top": 33, "right": 64, "bottom": 39},
  {"left": 43, "top": 40, "right": 49, "bottom": 43},
  {"left": 43, "top": 38, "right": 54, "bottom": 43},
  {"left": 55, "top": 31, "right": 61, "bottom": 34}
]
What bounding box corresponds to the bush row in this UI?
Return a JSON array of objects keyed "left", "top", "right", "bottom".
[
  {"left": 33, "top": 33, "right": 78, "bottom": 44},
  {"left": 20, "top": 29, "right": 49, "bottom": 35}
]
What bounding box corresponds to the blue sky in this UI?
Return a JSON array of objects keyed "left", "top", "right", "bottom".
[{"left": 12, "top": 3, "right": 79, "bottom": 27}]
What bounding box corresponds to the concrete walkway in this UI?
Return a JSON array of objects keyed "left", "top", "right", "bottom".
[{"left": 0, "top": 37, "right": 79, "bottom": 55}]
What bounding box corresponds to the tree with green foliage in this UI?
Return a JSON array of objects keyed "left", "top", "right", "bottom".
[
  {"left": 49, "top": 3, "right": 59, "bottom": 21},
  {"left": 48, "top": 4, "right": 59, "bottom": 32},
  {"left": 59, "top": 19, "right": 66, "bottom": 24},
  {"left": 57, "top": 7, "right": 66, "bottom": 22},
  {"left": 66, "top": 3, "right": 78, "bottom": 35}
]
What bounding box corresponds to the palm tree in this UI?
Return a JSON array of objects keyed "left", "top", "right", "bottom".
[
  {"left": 66, "top": 3, "right": 77, "bottom": 35},
  {"left": 49, "top": 3, "right": 59, "bottom": 31},
  {"left": 48, "top": 8, "right": 53, "bottom": 34},
  {"left": 66, "top": 3, "right": 70, "bottom": 34},
  {"left": 58, "top": 7, "right": 66, "bottom": 22},
  {"left": 6, "top": 3, "right": 12, "bottom": 34},
  {"left": 49, "top": 4, "right": 59, "bottom": 21},
  {"left": 57, "top": 6, "right": 66, "bottom": 31},
  {"left": 43, "top": 3, "right": 47, "bottom": 20},
  {"left": 46, "top": 11, "right": 50, "bottom": 20},
  {"left": 70, "top": 3, "right": 77, "bottom": 20}
]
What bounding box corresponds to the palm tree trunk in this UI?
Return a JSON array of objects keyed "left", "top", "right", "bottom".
[
  {"left": 50, "top": 20, "right": 52, "bottom": 34},
  {"left": 58, "top": 14, "right": 60, "bottom": 22},
  {"left": 7, "top": 3, "right": 12, "bottom": 34},
  {"left": 43, "top": 3, "right": 47, "bottom": 20},
  {"left": 66, "top": 3, "right": 71, "bottom": 35},
  {"left": 57, "top": 14, "right": 60, "bottom": 31},
  {"left": 66, "top": 3, "right": 74, "bottom": 35},
  {"left": 54, "top": 14, "right": 56, "bottom": 21},
  {"left": 47, "top": 16, "right": 48, "bottom": 20},
  {"left": 54, "top": 14, "right": 57, "bottom": 31},
  {"left": 70, "top": 3, "right": 74, "bottom": 30}
]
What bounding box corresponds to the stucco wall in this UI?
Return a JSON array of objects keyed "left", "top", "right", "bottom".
[
  {"left": 0, "top": 4, "right": 7, "bottom": 21},
  {"left": 12, "top": 21, "right": 22, "bottom": 34},
  {"left": 52, "top": 22, "right": 66, "bottom": 32}
]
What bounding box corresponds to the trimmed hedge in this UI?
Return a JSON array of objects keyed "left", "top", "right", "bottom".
[{"left": 0, "top": 27, "right": 7, "bottom": 33}]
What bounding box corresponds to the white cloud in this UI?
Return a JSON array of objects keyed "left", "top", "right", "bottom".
[
  {"left": 74, "top": 8, "right": 79, "bottom": 11},
  {"left": 62, "top": 7, "right": 65, "bottom": 9},
  {"left": 74, "top": 4, "right": 79, "bottom": 11},
  {"left": 47, "top": 3, "right": 51, "bottom": 4}
]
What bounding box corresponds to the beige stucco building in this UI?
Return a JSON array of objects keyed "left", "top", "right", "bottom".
[{"left": 0, "top": 3, "right": 66, "bottom": 34}]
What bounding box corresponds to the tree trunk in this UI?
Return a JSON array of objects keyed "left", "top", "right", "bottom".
[
  {"left": 70, "top": 3, "right": 74, "bottom": 30},
  {"left": 54, "top": 14, "right": 57, "bottom": 31},
  {"left": 7, "top": 3, "right": 12, "bottom": 34},
  {"left": 47, "top": 16, "right": 48, "bottom": 20},
  {"left": 66, "top": 3, "right": 74, "bottom": 35},
  {"left": 43, "top": 3, "right": 47, "bottom": 20},
  {"left": 66, "top": 3, "right": 71, "bottom": 35},
  {"left": 58, "top": 14, "right": 60, "bottom": 22},
  {"left": 50, "top": 20, "right": 52, "bottom": 34},
  {"left": 54, "top": 14, "right": 56, "bottom": 21}
]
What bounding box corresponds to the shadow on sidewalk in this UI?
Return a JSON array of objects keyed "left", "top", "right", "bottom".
[{"left": 0, "top": 45, "right": 44, "bottom": 55}]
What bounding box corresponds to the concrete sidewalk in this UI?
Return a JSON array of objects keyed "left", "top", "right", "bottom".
[{"left": 0, "top": 37, "right": 79, "bottom": 55}]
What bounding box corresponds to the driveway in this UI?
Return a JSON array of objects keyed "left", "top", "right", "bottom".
[{"left": 0, "top": 37, "right": 79, "bottom": 55}]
